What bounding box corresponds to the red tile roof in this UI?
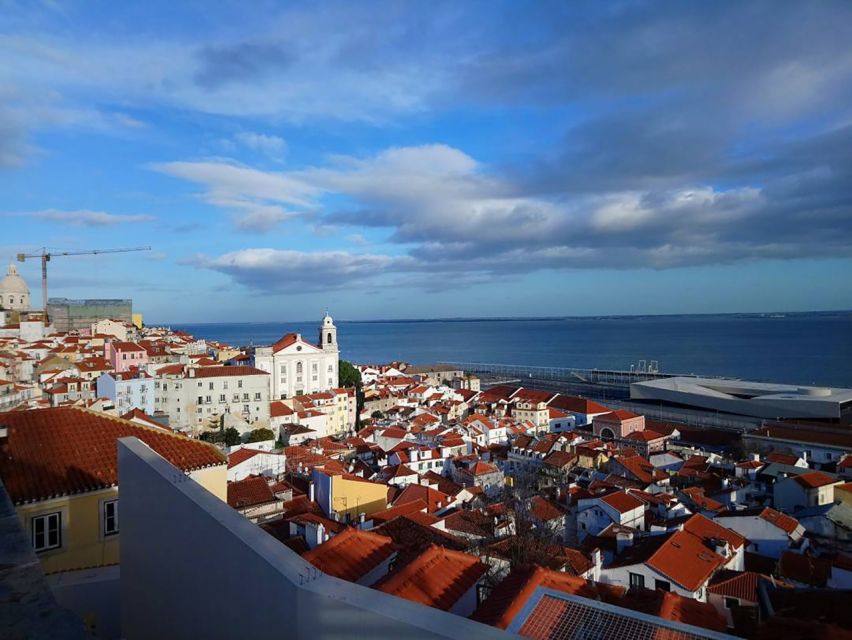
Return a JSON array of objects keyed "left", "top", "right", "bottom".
[
  {"left": 530, "top": 495, "right": 566, "bottom": 522},
  {"left": 392, "top": 484, "right": 451, "bottom": 514},
  {"left": 373, "top": 544, "right": 486, "bottom": 611},
  {"left": 793, "top": 470, "right": 839, "bottom": 489},
  {"left": 597, "top": 409, "right": 640, "bottom": 421},
  {"left": 0, "top": 406, "right": 225, "bottom": 504},
  {"left": 471, "top": 566, "right": 624, "bottom": 629},
  {"left": 600, "top": 490, "right": 645, "bottom": 514},
  {"left": 627, "top": 514, "right": 745, "bottom": 593},
  {"left": 708, "top": 570, "right": 768, "bottom": 602},
  {"left": 270, "top": 401, "right": 294, "bottom": 417},
  {"left": 191, "top": 366, "right": 269, "bottom": 378},
  {"left": 271, "top": 333, "right": 299, "bottom": 352},
  {"left": 303, "top": 528, "right": 396, "bottom": 582},
  {"left": 227, "top": 447, "right": 266, "bottom": 469},
  {"left": 227, "top": 475, "right": 275, "bottom": 508},
  {"left": 370, "top": 499, "right": 429, "bottom": 525}
]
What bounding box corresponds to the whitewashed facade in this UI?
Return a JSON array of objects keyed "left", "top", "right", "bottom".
[{"left": 255, "top": 315, "right": 339, "bottom": 400}]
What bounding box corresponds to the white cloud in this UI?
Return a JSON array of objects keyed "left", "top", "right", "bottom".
[
  {"left": 234, "top": 131, "right": 286, "bottom": 158},
  {"left": 8, "top": 209, "right": 155, "bottom": 226},
  {"left": 194, "top": 248, "right": 402, "bottom": 291}
]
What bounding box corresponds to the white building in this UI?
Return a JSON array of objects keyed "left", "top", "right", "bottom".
[
  {"left": 255, "top": 314, "right": 339, "bottom": 400},
  {"left": 97, "top": 370, "right": 155, "bottom": 415},
  {"left": 577, "top": 491, "right": 646, "bottom": 541},
  {"left": 153, "top": 365, "right": 270, "bottom": 432},
  {"left": 773, "top": 470, "right": 842, "bottom": 512},
  {"left": 713, "top": 507, "right": 804, "bottom": 559}
]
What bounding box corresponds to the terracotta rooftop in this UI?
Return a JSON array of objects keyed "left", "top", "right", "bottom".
[
  {"left": 270, "top": 401, "right": 295, "bottom": 417},
  {"left": 600, "top": 490, "right": 645, "bottom": 514},
  {"left": 471, "top": 565, "right": 624, "bottom": 629},
  {"left": 303, "top": 528, "right": 396, "bottom": 583},
  {"left": 227, "top": 475, "right": 275, "bottom": 509},
  {"left": 716, "top": 506, "right": 801, "bottom": 536},
  {"left": 372, "top": 544, "right": 486, "bottom": 611},
  {"left": 708, "top": 570, "right": 775, "bottom": 602},
  {"left": 793, "top": 470, "right": 839, "bottom": 489},
  {"left": 0, "top": 406, "right": 225, "bottom": 504},
  {"left": 191, "top": 366, "right": 269, "bottom": 378}
]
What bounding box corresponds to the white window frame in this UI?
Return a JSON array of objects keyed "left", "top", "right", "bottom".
[
  {"left": 102, "top": 498, "right": 119, "bottom": 537},
  {"left": 31, "top": 511, "right": 62, "bottom": 552}
]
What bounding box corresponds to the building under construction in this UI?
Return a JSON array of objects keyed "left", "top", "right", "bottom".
[{"left": 47, "top": 297, "right": 132, "bottom": 332}]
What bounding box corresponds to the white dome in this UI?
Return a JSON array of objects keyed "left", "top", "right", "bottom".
[{"left": 0, "top": 264, "right": 29, "bottom": 294}]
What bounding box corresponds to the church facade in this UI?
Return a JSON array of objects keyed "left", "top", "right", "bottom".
[{"left": 254, "top": 314, "right": 339, "bottom": 400}]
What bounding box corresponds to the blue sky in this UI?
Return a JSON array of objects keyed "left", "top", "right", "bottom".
[{"left": 2, "top": 1, "right": 852, "bottom": 322}]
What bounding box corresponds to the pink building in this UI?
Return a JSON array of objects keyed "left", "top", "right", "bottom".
[
  {"left": 105, "top": 341, "right": 149, "bottom": 373},
  {"left": 592, "top": 409, "right": 645, "bottom": 440}
]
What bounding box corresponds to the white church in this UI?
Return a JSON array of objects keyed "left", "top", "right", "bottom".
[{"left": 254, "top": 314, "right": 339, "bottom": 400}]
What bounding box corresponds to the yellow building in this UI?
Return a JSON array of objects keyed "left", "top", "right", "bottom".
[
  {"left": 0, "top": 406, "right": 226, "bottom": 575},
  {"left": 131, "top": 313, "right": 143, "bottom": 330},
  {"left": 313, "top": 468, "right": 388, "bottom": 522}
]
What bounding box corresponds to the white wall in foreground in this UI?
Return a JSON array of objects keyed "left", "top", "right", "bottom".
[{"left": 117, "top": 437, "right": 510, "bottom": 640}]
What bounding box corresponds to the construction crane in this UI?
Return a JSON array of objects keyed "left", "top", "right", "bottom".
[{"left": 16, "top": 246, "right": 151, "bottom": 314}]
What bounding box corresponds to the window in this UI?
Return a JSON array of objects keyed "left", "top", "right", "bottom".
[
  {"left": 32, "top": 512, "right": 61, "bottom": 552},
  {"left": 209, "top": 382, "right": 214, "bottom": 390},
  {"left": 254, "top": 392, "right": 261, "bottom": 400},
  {"left": 724, "top": 597, "right": 738, "bottom": 609},
  {"left": 223, "top": 381, "right": 228, "bottom": 390},
  {"left": 296, "top": 362, "right": 303, "bottom": 374},
  {"left": 238, "top": 380, "right": 243, "bottom": 388},
  {"left": 312, "top": 363, "right": 318, "bottom": 373},
  {"left": 205, "top": 395, "right": 211, "bottom": 404},
  {"left": 103, "top": 500, "right": 119, "bottom": 536},
  {"left": 629, "top": 573, "right": 644, "bottom": 589},
  {"left": 243, "top": 393, "right": 249, "bottom": 401},
  {"left": 219, "top": 394, "right": 226, "bottom": 402},
  {"left": 654, "top": 579, "right": 670, "bottom": 592}
]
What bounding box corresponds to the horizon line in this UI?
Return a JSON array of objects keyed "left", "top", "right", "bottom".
[{"left": 149, "top": 308, "right": 852, "bottom": 326}]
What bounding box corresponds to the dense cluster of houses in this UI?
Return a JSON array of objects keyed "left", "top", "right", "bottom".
[
  {"left": 221, "top": 372, "right": 852, "bottom": 638},
  {"left": 2, "top": 311, "right": 851, "bottom": 637}
]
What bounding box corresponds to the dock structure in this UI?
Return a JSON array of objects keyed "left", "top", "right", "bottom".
[{"left": 439, "top": 361, "right": 687, "bottom": 387}]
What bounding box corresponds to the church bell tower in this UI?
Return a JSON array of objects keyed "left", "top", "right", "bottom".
[{"left": 320, "top": 312, "right": 337, "bottom": 351}]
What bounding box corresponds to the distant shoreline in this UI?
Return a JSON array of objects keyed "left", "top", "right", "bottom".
[{"left": 153, "top": 309, "right": 852, "bottom": 326}]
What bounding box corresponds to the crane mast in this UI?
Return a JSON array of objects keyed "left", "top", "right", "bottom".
[{"left": 16, "top": 246, "right": 151, "bottom": 317}]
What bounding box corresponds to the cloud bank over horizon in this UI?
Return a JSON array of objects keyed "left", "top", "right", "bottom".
[{"left": 2, "top": 1, "right": 852, "bottom": 319}]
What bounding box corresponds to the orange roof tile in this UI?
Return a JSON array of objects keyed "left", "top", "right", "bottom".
[
  {"left": 793, "top": 470, "right": 839, "bottom": 489},
  {"left": 0, "top": 406, "right": 224, "bottom": 504},
  {"left": 227, "top": 475, "right": 275, "bottom": 508},
  {"left": 303, "top": 528, "right": 396, "bottom": 582},
  {"left": 373, "top": 544, "right": 486, "bottom": 610},
  {"left": 471, "top": 565, "right": 624, "bottom": 629},
  {"left": 600, "top": 490, "right": 645, "bottom": 514}
]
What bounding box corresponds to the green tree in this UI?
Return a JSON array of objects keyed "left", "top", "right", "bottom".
[
  {"left": 245, "top": 427, "right": 275, "bottom": 443},
  {"left": 371, "top": 410, "right": 384, "bottom": 419},
  {"left": 339, "top": 360, "right": 365, "bottom": 431},
  {"left": 338, "top": 360, "right": 362, "bottom": 389},
  {"left": 223, "top": 427, "right": 241, "bottom": 447}
]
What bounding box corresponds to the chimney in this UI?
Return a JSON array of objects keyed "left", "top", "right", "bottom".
[
  {"left": 712, "top": 538, "right": 730, "bottom": 558},
  {"left": 751, "top": 452, "right": 760, "bottom": 462},
  {"left": 188, "top": 368, "right": 196, "bottom": 378},
  {"left": 309, "top": 481, "right": 315, "bottom": 502}
]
